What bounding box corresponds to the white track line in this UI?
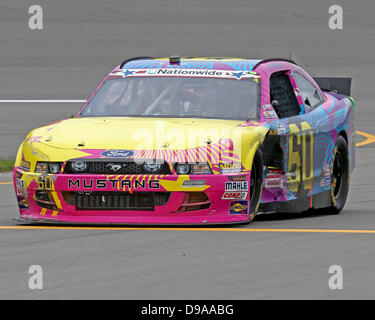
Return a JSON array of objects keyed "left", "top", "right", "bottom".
[{"left": 0, "top": 100, "right": 86, "bottom": 103}]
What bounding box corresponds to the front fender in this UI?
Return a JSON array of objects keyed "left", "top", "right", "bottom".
[{"left": 240, "top": 127, "right": 268, "bottom": 171}]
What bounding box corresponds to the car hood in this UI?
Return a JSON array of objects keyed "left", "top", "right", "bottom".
[{"left": 32, "top": 117, "right": 253, "bottom": 151}]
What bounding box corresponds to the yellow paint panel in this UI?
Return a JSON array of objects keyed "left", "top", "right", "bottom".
[{"left": 159, "top": 176, "right": 210, "bottom": 192}]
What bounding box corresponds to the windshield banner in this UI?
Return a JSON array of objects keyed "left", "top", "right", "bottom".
[{"left": 110, "top": 68, "right": 259, "bottom": 80}]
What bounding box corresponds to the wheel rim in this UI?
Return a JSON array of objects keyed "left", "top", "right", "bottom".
[{"left": 332, "top": 151, "right": 344, "bottom": 198}]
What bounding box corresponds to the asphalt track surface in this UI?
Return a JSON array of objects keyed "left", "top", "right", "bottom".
[{"left": 1, "top": 0, "right": 375, "bottom": 299}]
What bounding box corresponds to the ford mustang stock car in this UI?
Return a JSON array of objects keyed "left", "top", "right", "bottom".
[{"left": 13, "top": 56, "right": 355, "bottom": 225}]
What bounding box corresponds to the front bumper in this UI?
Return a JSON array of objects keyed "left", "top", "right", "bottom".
[{"left": 14, "top": 168, "right": 252, "bottom": 225}]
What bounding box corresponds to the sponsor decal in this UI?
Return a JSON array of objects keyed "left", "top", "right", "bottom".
[
  {"left": 323, "top": 163, "right": 330, "bottom": 177},
  {"left": 265, "top": 169, "right": 284, "bottom": 189},
  {"left": 267, "top": 169, "right": 283, "bottom": 174},
  {"left": 222, "top": 192, "right": 247, "bottom": 200},
  {"left": 191, "top": 164, "right": 211, "bottom": 175},
  {"left": 265, "top": 177, "right": 283, "bottom": 188},
  {"left": 152, "top": 69, "right": 226, "bottom": 77},
  {"left": 116, "top": 68, "right": 259, "bottom": 80},
  {"left": 20, "top": 160, "right": 31, "bottom": 172},
  {"left": 68, "top": 178, "right": 160, "bottom": 190},
  {"left": 225, "top": 181, "right": 248, "bottom": 191},
  {"left": 262, "top": 104, "right": 273, "bottom": 109},
  {"left": 320, "top": 178, "right": 330, "bottom": 188},
  {"left": 16, "top": 178, "right": 26, "bottom": 196},
  {"left": 182, "top": 180, "right": 206, "bottom": 187},
  {"left": 261, "top": 104, "right": 278, "bottom": 119},
  {"left": 101, "top": 150, "right": 134, "bottom": 158},
  {"left": 219, "top": 162, "right": 242, "bottom": 174},
  {"left": 228, "top": 175, "right": 247, "bottom": 181},
  {"left": 17, "top": 196, "right": 29, "bottom": 209},
  {"left": 229, "top": 200, "right": 248, "bottom": 214},
  {"left": 320, "top": 163, "right": 331, "bottom": 189},
  {"left": 263, "top": 110, "right": 278, "bottom": 119}
]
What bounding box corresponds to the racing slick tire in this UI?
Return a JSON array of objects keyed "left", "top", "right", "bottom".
[
  {"left": 248, "top": 148, "right": 264, "bottom": 223},
  {"left": 316, "top": 135, "right": 350, "bottom": 215}
]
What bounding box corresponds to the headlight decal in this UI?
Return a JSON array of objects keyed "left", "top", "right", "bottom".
[
  {"left": 35, "top": 162, "right": 63, "bottom": 174},
  {"left": 173, "top": 163, "right": 212, "bottom": 175}
]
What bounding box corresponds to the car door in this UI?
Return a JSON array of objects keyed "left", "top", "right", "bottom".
[
  {"left": 291, "top": 71, "right": 331, "bottom": 197},
  {"left": 269, "top": 70, "right": 314, "bottom": 201}
]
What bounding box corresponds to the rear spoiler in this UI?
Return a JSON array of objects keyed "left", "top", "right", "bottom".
[{"left": 313, "top": 77, "right": 352, "bottom": 96}]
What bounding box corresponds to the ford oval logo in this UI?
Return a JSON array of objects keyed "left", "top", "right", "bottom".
[{"left": 101, "top": 150, "right": 134, "bottom": 158}]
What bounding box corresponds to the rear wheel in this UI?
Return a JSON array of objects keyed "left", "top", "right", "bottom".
[
  {"left": 318, "top": 136, "right": 350, "bottom": 214},
  {"left": 248, "top": 149, "right": 264, "bottom": 223}
]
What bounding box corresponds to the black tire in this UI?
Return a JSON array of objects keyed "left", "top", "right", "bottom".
[
  {"left": 318, "top": 135, "right": 350, "bottom": 214},
  {"left": 248, "top": 148, "right": 264, "bottom": 223}
]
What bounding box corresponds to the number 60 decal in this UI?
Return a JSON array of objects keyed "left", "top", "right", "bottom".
[
  {"left": 287, "top": 121, "right": 314, "bottom": 192},
  {"left": 37, "top": 176, "right": 54, "bottom": 190}
]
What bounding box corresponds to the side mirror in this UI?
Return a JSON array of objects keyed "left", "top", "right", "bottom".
[{"left": 271, "top": 100, "right": 279, "bottom": 108}]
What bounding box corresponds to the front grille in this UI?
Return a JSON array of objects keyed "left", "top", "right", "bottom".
[
  {"left": 64, "top": 160, "right": 171, "bottom": 175},
  {"left": 75, "top": 192, "right": 170, "bottom": 210}
]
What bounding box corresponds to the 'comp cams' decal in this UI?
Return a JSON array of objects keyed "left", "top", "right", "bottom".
[
  {"left": 229, "top": 201, "right": 248, "bottom": 214},
  {"left": 222, "top": 192, "right": 247, "bottom": 200}
]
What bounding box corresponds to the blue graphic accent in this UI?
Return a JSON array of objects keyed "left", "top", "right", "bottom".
[
  {"left": 171, "top": 62, "right": 215, "bottom": 69},
  {"left": 123, "top": 69, "right": 135, "bottom": 77},
  {"left": 299, "top": 103, "right": 305, "bottom": 115},
  {"left": 231, "top": 71, "right": 244, "bottom": 79},
  {"left": 334, "top": 108, "right": 346, "bottom": 132},
  {"left": 222, "top": 60, "right": 261, "bottom": 71},
  {"left": 328, "top": 98, "right": 336, "bottom": 112},
  {"left": 124, "top": 61, "right": 164, "bottom": 69},
  {"left": 122, "top": 59, "right": 262, "bottom": 71}
]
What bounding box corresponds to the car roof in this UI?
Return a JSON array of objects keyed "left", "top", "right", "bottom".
[{"left": 119, "top": 57, "right": 264, "bottom": 72}]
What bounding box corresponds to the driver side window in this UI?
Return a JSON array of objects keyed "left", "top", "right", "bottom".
[
  {"left": 269, "top": 71, "right": 301, "bottom": 119},
  {"left": 294, "top": 72, "right": 324, "bottom": 111}
]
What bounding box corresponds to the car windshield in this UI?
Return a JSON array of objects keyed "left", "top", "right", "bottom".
[{"left": 79, "top": 75, "right": 259, "bottom": 120}]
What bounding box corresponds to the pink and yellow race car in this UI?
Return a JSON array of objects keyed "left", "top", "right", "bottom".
[{"left": 13, "top": 56, "right": 355, "bottom": 225}]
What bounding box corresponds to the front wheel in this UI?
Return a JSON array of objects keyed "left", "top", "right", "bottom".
[{"left": 248, "top": 149, "right": 264, "bottom": 223}]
